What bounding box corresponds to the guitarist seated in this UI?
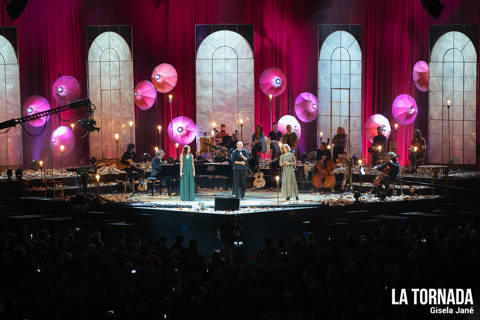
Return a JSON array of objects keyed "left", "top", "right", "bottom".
[
  {"left": 373, "top": 151, "right": 400, "bottom": 192},
  {"left": 121, "top": 143, "right": 144, "bottom": 185}
]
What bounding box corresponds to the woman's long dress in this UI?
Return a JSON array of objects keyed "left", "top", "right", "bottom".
[
  {"left": 280, "top": 152, "right": 298, "bottom": 198},
  {"left": 180, "top": 155, "right": 195, "bottom": 201}
]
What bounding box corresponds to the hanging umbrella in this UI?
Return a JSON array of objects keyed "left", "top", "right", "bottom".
[
  {"left": 134, "top": 80, "right": 156, "bottom": 110},
  {"left": 392, "top": 94, "right": 418, "bottom": 125},
  {"left": 294, "top": 92, "right": 318, "bottom": 123},
  {"left": 278, "top": 115, "right": 302, "bottom": 139},
  {"left": 50, "top": 126, "right": 74, "bottom": 156},
  {"left": 412, "top": 61, "right": 429, "bottom": 92},
  {"left": 24, "top": 95, "right": 51, "bottom": 127},
  {"left": 364, "top": 114, "right": 391, "bottom": 143},
  {"left": 151, "top": 63, "right": 178, "bottom": 93},
  {"left": 167, "top": 116, "right": 197, "bottom": 145},
  {"left": 52, "top": 76, "right": 81, "bottom": 106},
  {"left": 259, "top": 67, "right": 287, "bottom": 97}
]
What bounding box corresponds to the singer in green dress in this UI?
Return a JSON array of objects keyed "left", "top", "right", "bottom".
[
  {"left": 279, "top": 144, "right": 299, "bottom": 201},
  {"left": 180, "top": 145, "right": 195, "bottom": 201}
]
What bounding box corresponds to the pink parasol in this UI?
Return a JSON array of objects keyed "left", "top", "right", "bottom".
[
  {"left": 134, "top": 80, "right": 156, "bottom": 110},
  {"left": 278, "top": 115, "right": 302, "bottom": 139},
  {"left": 151, "top": 63, "right": 178, "bottom": 93},
  {"left": 259, "top": 67, "right": 287, "bottom": 97},
  {"left": 364, "top": 114, "right": 391, "bottom": 143},
  {"left": 24, "top": 95, "right": 51, "bottom": 127},
  {"left": 167, "top": 116, "right": 197, "bottom": 145},
  {"left": 52, "top": 76, "right": 81, "bottom": 106},
  {"left": 294, "top": 92, "right": 318, "bottom": 123},
  {"left": 50, "top": 126, "right": 74, "bottom": 156},
  {"left": 392, "top": 94, "right": 418, "bottom": 125},
  {"left": 412, "top": 61, "right": 429, "bottom": 92}
]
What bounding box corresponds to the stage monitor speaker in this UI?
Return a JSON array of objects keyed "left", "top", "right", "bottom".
[
  {"left": 421, "top": 0, "right": 444, "bottom": 18},
  {"left": 215, "top": 197, "right": 240, "bottom": 211},
  {"left": 7, "top": 0, "right": 28, "bottom": 20}
]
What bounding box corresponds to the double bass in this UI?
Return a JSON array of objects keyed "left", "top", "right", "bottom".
[{"left": 312, "top": 139, "right": 336, "bottom": 190}]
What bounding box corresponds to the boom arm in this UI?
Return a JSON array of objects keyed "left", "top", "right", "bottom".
[{"left": 0, "top": 99, "right": 91, "bottom": 130}]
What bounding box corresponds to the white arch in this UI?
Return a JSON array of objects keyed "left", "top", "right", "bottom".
[
  {"left": 429, "top": 31, "right": 477, "bottom": 165},
  {"left": 318, "top": 30, "right": 362, "bottom": 156},
  {"left": 0, "top": 35, "right": 22, "bottom": 166},
  {"left": 88, "top": 32, "right": 134, "bottom": 159},
  {"left": 196, "top": 30, "right": 254, "bottom": 147}
]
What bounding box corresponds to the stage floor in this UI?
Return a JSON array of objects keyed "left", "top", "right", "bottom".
[{"left": 100, "top": 190, "right": 440, "bottom": 214}]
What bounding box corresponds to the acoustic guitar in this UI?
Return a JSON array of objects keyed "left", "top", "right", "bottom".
[
  {"left": 253, "top": 153, "right": 265, "bottom": 189},
  {"left": 116, "top": 158, "right": 135, "bottom": 170}
]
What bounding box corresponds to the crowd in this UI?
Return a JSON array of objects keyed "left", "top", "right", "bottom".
[{"left": 0, "top": 219, "right": 479, "bottom": 319}]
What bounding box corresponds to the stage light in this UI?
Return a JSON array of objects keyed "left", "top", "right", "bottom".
[
  {"left": 177, "top": 126, "right": 183, "bottom": 133},
  {"left": 114, "top": 133, "right": 119, "bottom": 141},
  {"left": 134, "top": 91, "right": 139, "bottom": 97},
  {"left": 57, "top": 86, "right": 64, "bottom": 94},
  {"left": 52, "top": 137, "right": 56, "bottom": 143},
  {"left": 155, "top": 74, "right": 161, "bottom": 81},
  {"left": 274, "top": 77, "right": 282, "bottom": 86},
  {"left": 129, "top": 120, "right": 134, "bottom": 128},
  {"left": 131, "top": 269, "right": 137, "bottom": 274},
  {"left": 27, "top": 107, "right": 33, "bottom": 114}
]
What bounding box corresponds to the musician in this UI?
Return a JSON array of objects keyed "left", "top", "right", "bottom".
[
  {"left": 316, "top": 142, "right": 332, "bottom": 168},
  {"left": 368, "top": 126, "right": 387, "bottom": 166},
  {"left": 268, "top": 123, "right": 282, "bottom": 159},
  {"left": 252, "top": 124, "right": 267, "bottom": 152},
  {"left": 408, "top": 129, "right": 426, "bottom": 171},
  {"left": 332, "top": 126, "right": 348, "bottom": 162},
  {"left": 215, "top": 124, "right": 228, "bottom": 145},
  {"left": 281, "top": 124, "right": 298, "bottom": 154},
  {"left": 374, "top": 151, "right": 400, "bottom": 190},
  {"left": 151, "top": 149, "right": 173, "bottom": 195},
  {"left": 121, "top": 143, "right": 144, "bottom": 183},
  {"left": 231, "top": 141, "right": 249, "bottom": 200}
]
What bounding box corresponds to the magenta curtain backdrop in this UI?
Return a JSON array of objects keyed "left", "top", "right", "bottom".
[{"left": 1, "top": 0, "right": 479, "bottom": 167}]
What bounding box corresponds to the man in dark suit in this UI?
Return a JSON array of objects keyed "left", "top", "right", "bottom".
[
  {"left": 368, "top": 126, "right": 387, "bottom": 166},
  {"left": 151, "top": 149, "right": 172, "bottom": 195},
  {"left": 231, "top": 141, "right": 249, "bottom": 200}
]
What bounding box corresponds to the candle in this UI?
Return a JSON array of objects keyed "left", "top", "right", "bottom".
[
  {"left": 157, "top": 125, "right": 162, "bottom": 133},
  {"left": 212, "top": 122, "right": 216, "bottom": 129},
  {"left": 114, "top": 133, "right": 119, "bottom": 141},
  {"left": 39, "top": 160, "right": 43, "bottom": 168},
  {"left": 60, "top": 145, "right": 65, "bottom": 152},
  {"left": 70, "top": 123, "right": 75, "bottom": 130},
  {"left": 129, "top": 120, "right": 134, "bottom": 128},
  {"left": 154, "top": 146, "right": 159, "bottom": 153},
  {"left": 239, "top": 119, "right": 243, "bottom": 125},
  {"left": 394, "top": 123, "right": 398, "bottom": 130},
  {"left": 168, "top": 94, "right": 173, "bottom": 103},
  {"left": 175, "top": 143, "right": 179, "bottom": 149},
  {"left": 413, "top": 146, "right": 418, "bottom": 152},
  {"left": 327, "top": 144, "right": 331, "bottom": 150},
  {"left": 377, "top": 145, "right": 382, "bottom": 152},
  {"left": 320, "top": 131, "right": 323, "bottom": 138},
  {"left": 275, "top": 175, "right": 280, "bottom": 183},
  {"left": 269, "top": 94, "right": 273, "bottom": 101},
  {"left": 358, "top": 159, "right": 363, "bottom": 166},
  {"left": 96, "top": 174, "right": 100, "bottom": 182},
  {"left": 211, "top": 130, "right": 215, "bottom": 137},
  {"left": 447, "top": 99, "right": 451, "bottom": 106}
]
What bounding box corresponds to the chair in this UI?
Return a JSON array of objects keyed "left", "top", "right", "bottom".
[{"left": 147, "top": 176, "right": 168, "bottom": 196}]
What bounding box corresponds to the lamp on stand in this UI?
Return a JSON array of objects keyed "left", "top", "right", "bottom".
[
  {"left": 95, "top": 174, "right": 100, "bottom": 194},
  {"left": 157, "top": 125, "right": 162, "bottom": 148},
  {"left": 239, "top": 119, "right": 243, "bottom": 141},
  {"left": 446, "top": 99, "right": 452, "bottom": 168},
  {"left": 114, "top": 133, "right": 120, "bottom": 159},
  {"left": 60, "top": 145, "right": 65, "bottom": 172},
  {"left": 275, "top": 175, "right": 280, "bottom": 204}
]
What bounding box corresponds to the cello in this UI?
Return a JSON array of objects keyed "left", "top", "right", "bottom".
[{"left": 312, "top": 139, "right": 336, "bottom": 191}]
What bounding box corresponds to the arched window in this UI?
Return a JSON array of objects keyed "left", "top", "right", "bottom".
[
  {"left": 88, "top": 31, "right": 134, "bottom": 159},
  {"left": 0, "top": 34, "right": 22, "bottom": 166},
  {"left": 318, "top": 30, "right": 362, "bottom": 156},
  {"left": 196, "top": 30, "right": 254, "bottom": 146},
  {"left": 429, "top": 31, "right": 477, "bottom": 165}
]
